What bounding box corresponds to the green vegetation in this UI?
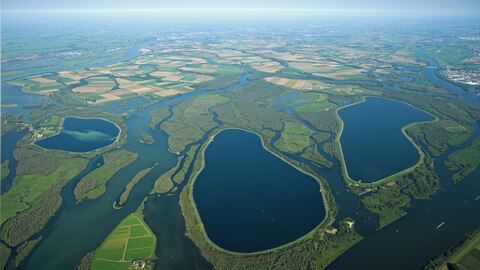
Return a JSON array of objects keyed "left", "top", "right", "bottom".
[
  {"left": 274, "top": 121, "right": 314, "bottom": 154},
  {"left": 90, "top": 213, "right": 156, "bottom": 270},
  {"left": 52, "top": 89, "right": 86, "bottom": 106},
  {"left": 361, "top": 185, "right": 411, "bottom": 229},
  {"left": 118, "top": 164, "right": 157, "bottom": 206},
  {"left": 150, "top": 145, "right": 199, "bottom": 195},
  {"left": 15, "top": 236, "right": 43, "bottom": 267},
  {"left": 361, "top": 156, "right": 439, "bottom": 229},
  {"left": 161, "top": 94, "right": 228, "bottom": 153},
  {"left": 0, "top": 242, "right": 11, "bottom": 270},
  {"left": 138, "top": 133, "right": 154, "bottom": 145},
  {"left": 425, "top": 228, "right": 480, "bottom": 270},
  {"left": 384, "top": 93, "right": 476, "bottom": 157},
  {"left": 39, "top": 114, "right": 61, "bottom": 127},
  {"left": 172, "top": 145, "right": 199, "bottom": 184},
  {"left": 28, "top": 104, "right": 59, "bottom": 121},
  {"left": 294, "top": 100, "right": 336, "bottom": 112},
  {"left": 1, "top": 148, "right": 89, "bottom": 247},
  {"left": 295, "top": 110, "right": 339, "bottom": 134},
  {"left": 1, "top": 114, "right": 23, "bottom": 136},
  {"left": 74, "top": 150, "right": 138, "bottom": 202},
  {"left": 151, "top": 160, "right": 181, "bottom": 194},
  {"left": 4, "top": 27, "right": 480, "bottom": 270},
  {"left": 1, "top": 160, "right": 10, "bottom": 181},
  {"left": 448, "top": 231, "right": 480, "bottom": 270},
  {"left": 423, "top": 45, "right": 473, "bottom": 67},
  {"left": 445, "top": 136, "right": 480, "bottom": 183},
  {"left": 149, "top": 106, "right": 171, "bottom": 130},
  {"left": 301, "top": 145, "right": 333, "bottom": 168},
  {"left": 182, "top": 179, "right": 361, "bottom": 269},
  {"left": 75, "top": 251, "right": 95, "bottom": 270},
  {"left": 293, "top": 93, "right": 337, "bottom": 113},
  {"left": 407, "top": 120, "right": 473, "bottom": 156},
  {"left": 172, "top": 118, "right": 362, "bottom": 269}
]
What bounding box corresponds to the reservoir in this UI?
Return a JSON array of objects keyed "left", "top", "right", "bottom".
[
  {"left": 193, "top": 129, "right": 326, "bottom": 253},
  {"left": 338, "top": 97, "right": 435, "bottom": 183},
  {"left": 35, "top": 117, "right": 120, "bottom": 152}
]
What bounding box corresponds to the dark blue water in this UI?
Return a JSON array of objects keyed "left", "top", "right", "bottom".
[
  {"left": 20, "top": 66, "right": 250, "bottom": 270},
  {"left": 338, "top": 97, "right": 435, "bottom": 182},
  {"left": 35, "top": 117, "right": 120, "bottom": 152},
  {"left": 328, "top": 123, "right": 480, "bottom": 270},
  {"left": 193, "top": 129, "right": 325, "bottom": 253}
]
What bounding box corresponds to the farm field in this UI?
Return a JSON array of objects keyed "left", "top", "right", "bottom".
[{"left": 90, "top": 213, "right": 156, "bottom": 270}]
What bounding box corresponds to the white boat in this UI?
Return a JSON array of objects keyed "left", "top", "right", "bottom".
[{"left": 436, "top": 222, "right": 445, "bottom": 229}]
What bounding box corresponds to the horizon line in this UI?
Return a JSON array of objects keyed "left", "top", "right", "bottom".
[{"left": 2, "top": 8, "right": 480, "bottom": 14}]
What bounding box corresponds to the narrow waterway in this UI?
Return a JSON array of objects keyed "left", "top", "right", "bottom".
[
  {"left": 2, "top": 37, "right": 479, "bottom": 270},
  {"left": 327, "top": 123, "right": 480, "bottom": 270},
  {"left": 16, "top": 67, "right": 250, "bottom": 270},
  {"left": 415, "top": 39, "right": 480, "bottom": 107}
]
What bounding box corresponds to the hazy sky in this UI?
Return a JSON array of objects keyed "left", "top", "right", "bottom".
[{"left": 2, "top": 0, "right": 480, "bottom": 12}]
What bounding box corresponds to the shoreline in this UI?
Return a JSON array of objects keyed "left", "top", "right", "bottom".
[
  {"left": 335, "top": 96, "right": 438, "bottom": 186},
  {"left": 33, "top": 116, "right": 123, "bottom": 154},
  {"left": 186, "top": 127, "right": 332, "bottom": 256}
]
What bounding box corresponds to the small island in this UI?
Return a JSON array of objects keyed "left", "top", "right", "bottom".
[{"left": 140, "top": 133, "right": 155, "bottom": 145}]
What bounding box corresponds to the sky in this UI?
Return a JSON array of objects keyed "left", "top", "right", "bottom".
[{"left": 2, "top": 0, "right": 480, "bottom": 13}]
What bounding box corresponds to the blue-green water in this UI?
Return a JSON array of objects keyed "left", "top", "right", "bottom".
[
  {"left": 35, "top": 117, "right": 120, "bottom": 152},
  {"left": 338, "top": 97, "right": 435, "bottom": 183},
  {"left": 193, "top": 129, "right": 325, "bottom": 253}
]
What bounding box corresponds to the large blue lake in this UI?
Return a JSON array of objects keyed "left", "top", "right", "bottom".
[
  {"left": 35, "top": 117, "right": 120, "bottom": 152},
  {"left": 193, "top": 129, "right": 325, "bottom": 253},
  {"left": 338, "top": 97, "right": 435, "bottom": 183}
]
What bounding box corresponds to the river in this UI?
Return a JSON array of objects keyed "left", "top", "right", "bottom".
[{"left": 2, "top": 38, "right": 479, "bottom": 270}]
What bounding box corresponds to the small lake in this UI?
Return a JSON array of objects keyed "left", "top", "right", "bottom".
[
  {"left": 35, "top": 117, "right": 120, "bottom": 152},
  {"left": 338, "top": 97, "right": 435, "bottom": 183},
  {"left": 193, "top": 129, "right": 325, "bottom": 253}
]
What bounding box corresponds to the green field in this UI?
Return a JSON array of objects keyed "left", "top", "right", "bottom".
[
  {"left": 423, "top": 45, "right": 473, "bottom": 67},
  {"left": 39, "top": 115, "right": 61, "bottom": 127},
  {"left": 1, "top": 157, "right": 89, "bottom": 224},
  {"left": 91, "top": 213, "right": 156, "bottom": 270},
  {"left": 446, "top": 231, "right": 480, "bottom": 270},
  {"left": 294, "top": 100, "right": 336, "bottom": 112},
  {"left": 294, "top": 93, "right": 337, "bottom": 112},
  {"left": 274, "top": 121, "right": 314, "bottom": 154}
]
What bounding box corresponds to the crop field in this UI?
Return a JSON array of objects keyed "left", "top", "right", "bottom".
[
  {"left": 91, "top": 213, "right": 156, "bottom": 270},
  {"left": 9, "top": 53, "right": 225, "bottom": 104},
  {"left": 265, "top": 76, "right": 330, "bottom": 90},
  {"left": 445, "top": 232, "right": 480, "bottom": 270},
  {"left": 264, "top": 76, "right": 380, "bottom": 96},
  {"left": 289, "top": 61, "right": 366, "bottom": 80}
]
